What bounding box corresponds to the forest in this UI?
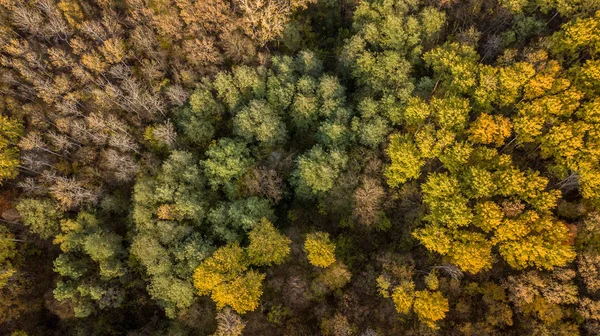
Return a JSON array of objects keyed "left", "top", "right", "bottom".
[{"left": 1, "top": 0, "right": 600, "bottom": 335}]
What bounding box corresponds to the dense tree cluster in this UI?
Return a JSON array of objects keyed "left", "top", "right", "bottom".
[{"left": 2, "top": 0, "right": 600, "bottom": 335}]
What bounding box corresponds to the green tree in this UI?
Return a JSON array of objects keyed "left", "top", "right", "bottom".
[
  {"left": 423, "top": 42, "right": 479, "bottom": 94},
  {"left": 295, "top": 145, "right": 348, "bottom": 195},
  {"left": 176, "top": 87, "right": 224, "bottom": 146},
  {"left": 208, "top": 197, "right": 274, "bottom": 242},
  {"left": 247, "top": 218, "right": 291, "bottom": 266},
  {"left": 131, "top": 150, "right": 213, "bottom": 317},
  {"left": 233, "top": 100, "right": 287, "bottom": 145},
  {"left": 203, "top": 138, "right": 253, "bottom": 190},
  {"left": 51, "top": 212, "right": 127, "bottom": 318},
  {"left": 16, "top": 198, "right": 63, "bottom": 239}
]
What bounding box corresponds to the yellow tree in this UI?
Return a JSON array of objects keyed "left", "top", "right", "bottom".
[
  {"left": 468, "top": 113, "right": 512, "bottom": 147},
  {"left": 384, "top": 134, "right": 425, "bottom": 187},
  {"left": 193, "top": 244, "right": 254, "bottom": 312},
  {"left": 194, "top": 222, "right": 292, "bottom": 314},
  {"left": 304, "top": 231, "right": 336, "bottom": 268},
  {"left": 0, "top": 115, "right": 23, "bottom": 184},
  {"left": 413, "top": 290, "right": 450, "bottom": 329}
]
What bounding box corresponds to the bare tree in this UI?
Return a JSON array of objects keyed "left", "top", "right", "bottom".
[
  {"left": 151, "top": 120, "right": 177, "bottom": 149},
  {"left": 17, "top": 177, "right": 47, "bottom": 196},
  {"left": 165, "top": 85, "right": 188, "bottom": 106},
  {"left": 241, "top": 167, "right": 283, "bottom": 202},
  {"left": 11, "top": 5, "right": 45, "bottom": 37},
  {"left": 48, "top": 174, "right": 100, "bottom": 210},
  {"left": 100, "top": 149, "right": 139, "bottom": 183},
  {"left": 19, "top": 131, "right": 65, "bottom": 158},
  {"left": 38, "top": 0, "right": 72, "bottom": 39},
  {"left": 213, "top": 307, "right": 246, "bottom": 336},
  {"left": 47, "top": 131, "right": 78, "bottom": 154},
  {"left": 234, "top": 0, "right": 315, "bottom": 46},
  {"left": 109, "top": 132, "right": 140, "bottom": 154},
  {"left": 353, "top": 177, "right": 385, "bottom": 227},
  {"left": 81, "top": 20, "right": 108, "bottom": 42},
  {"left": 21, "top": 151, "right": 53, "bottom": 172}
]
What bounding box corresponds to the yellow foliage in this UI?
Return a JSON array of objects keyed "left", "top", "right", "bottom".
[
  {"left": 58, "top": 1, "right": 84, "bottom": 29},
  {"left": 494, "top": 211, "right": 538, "bottom": 243},
  {"left": 498, "top": 215, "right": 576, "bottom": 270},
  {"left": 448, "top": 231, "right": 493, "bottom": 274},
  {"left": 473, "top": 202, "right": 504, "bottom": 233},
  {"left": 100, "top": 38, "right": 127, "bottom": 64},
  {"left": 424, "top": 271, "right": 439, "bottom": 291},
  {"left": 403, "top": 97, "right": 431, "bottom": 126},
  {"left": 385, "top": 134, "right": 425, "bottom": 187},
  {"left": 553, "top": 11, "right": 600, "bottom": 56},
  {"left": 304, "top": 231, "right": 336, "bottom": 268},
  {"left": 465, "top": 167, "right": 496, "bottom": 198},
  {"left": 579, "top": 166, "right": 600, "bottom": 205},
  {"left": 413, "top": 290, "right": 449, "bottom": 329},
  {"left": 193, "top": 224, "right": 292, "bottom": 314},
  {"left": 210, "top": 270, "right": 265, "bottom": 314},
  {"left": 431, "top": 96, "right": 471, "bottom": 131},
  {"left": 0, "top": 115, "right": 23, "bottom": 183},
  {"left": 391, "top": 281, "right": 414, "bottom": 314},
  {"left": 513, "top": 114, "right": 545, "bottom": 143},
  {"left": 468, "top": 113, "right": 512, "bottom": 147},
  {"left": 522, "top": 296, "right": 563, "bottom": 324},
  {"left": 193, "top": 244, "right": 249, "bottom": 296},
  {"left": 499, "top": 0, "right": 528, "bottom": 13},
  {"left": 376, "top": 275, "right": 391, "bottom": 298},
  {"left": 523, "top": 59, "right": 561, "bottom": 100},
  {"left": 81, "top": 52, "right": 108, "bottom": 74},
  {"left": 540, "top": 123, "right": 585, "bottom": 161},
  {"left": 474, "top": 65, "right": 498, "bottom": 109},
  {"left": 156, "top": 204, "right": 178, "bottom": 220},
  {"left": 412, "top": 225, "right": 451, "bottom": 255},
  {"left": 53, "top": 219, "right": 83, "bottom": 253},
  {"left": 498, "top": 62, "right": 535, "bottom": 106},
  {"left": 193, "top": 264, "right": 225, "bottom": 296},
  {"left": 494, "top": 168, "right": 527, "bottom": 196}
]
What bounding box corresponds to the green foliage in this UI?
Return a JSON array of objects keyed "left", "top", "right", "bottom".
[
  {"left": 233, "top": 100, "right": 287, "bottom": 145},
  {"left": 247, "top": 218, "right": 291, "bottom": 266},
  {"left": 176, "top": 88, "right": 224, "bottom": 145},
  {"left": 131, "top": 150, "right": 213, "bottom": 317},
  {"left": 342, "top": 0, "right": 445, "bottom": 98},
  {"left": 352, "top": 98, "right": 391, "bottom": 148},
  {"left": 5, "top": 1, "right": 600, "bottom": 334},
  {"left": 16, "top": 198, "right": 63, "bottom": 239},
  {"left": 208, "top": 197, "right": 275, "bottom": 242},
  {"left": 295, "top": 145, "right": 348, "bottom": 195},
  {"left": 423, "top": 43, "right": 479, "bottom": 94},
  {"left": 203, "top": 138, "right": 253, "bottom": 190},
  {"left": 50, "top": 212, "right": 127, "bottom": 317}
]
